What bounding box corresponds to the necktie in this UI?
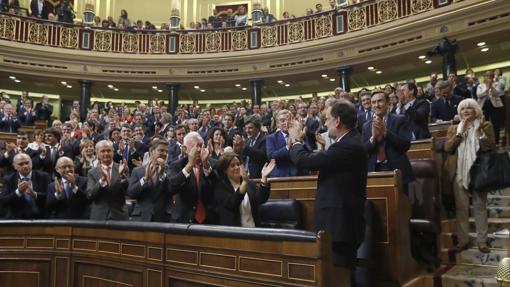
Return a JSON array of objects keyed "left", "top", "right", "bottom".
[
  {"left": 8, "top": 117, "right": 12, "bottom": 132},
  {"left": 64, "top": 181, "right": 71, "bottom": 199},
  {"left": 123, "top": 144, "right": 129, "bottom": 160},
  {"left": 194, "top": 164, "right": 206, "bottom": 223},
  {"left": 106, "top": 166, "right": 111, "bottom": 185},
  {"left": 21, "top": 177, "right": 32, "bottom": 205}
]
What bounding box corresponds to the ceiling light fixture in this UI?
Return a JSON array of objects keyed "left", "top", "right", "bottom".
[
  {"left": 425, "top": 60, "right": 432, "bottom": 64},
  {"left": 477, "top": 42, "right": 486, "bottom": 47},
  {"left": 194, "top": 86, "right": 200, "bottom": 89},
  {"left": 107, "top": 84, "right": 114, "bottom": 88},
  {"left": 200, "top": 89, "right": 206, "bottom": 92},
  {"left": 14, "top": 79, "right": 21, "bottom": 83},
  {"left": 157, "top": 89, "right": 163, "bottom": 93},
  {"left": 329, "top": 78, "right": 335, "bottom": 82},
  {"left": 277, "top": 80, "right": 283, "bottom": 84},
  {"left": 152, "top": 86, "right": 158, "bottom": 89},
  {"left": 481, "top": 47, "right": 489, "bottom": 52},
  {"left": 242, "top": 87, "right": 247, "bottom": 91},
  {"left": 321, "top": 74, "right": 328, "bottom": 78},
  {"left": 284, "top": 84, "right": 290, "bottom": 87},
  {"left": 113, "top": 88, "right": 119, "bottom": 92},
  {"left": 418, "top": 55, "right": 426, "bottom": 60},
  {"left": 61, "top": 81, "right": 67, "bottom": 85},
  {"left": 368, "top": 67, "right": 374, "bottom": 70},
  {"left": 235, "top": 84, "right": 241, "bottom": 87},
  {"left": 376, "top": 71, "right": 382, "bottom": 74},
  {"left": 66, "top": 85, "right": 72, "bottom": 88},
  {"left": 9, "top": 76, "right": 16, "bottom": 80}
]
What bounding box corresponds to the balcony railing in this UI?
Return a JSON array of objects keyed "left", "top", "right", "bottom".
[{"left": 0, "top": 0, "right": 459, "bottom": 55}]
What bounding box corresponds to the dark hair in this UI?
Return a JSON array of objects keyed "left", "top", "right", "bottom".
[
  {"left": 330, "top": 100, "right": 357, "bottom": 130},
  {"left": 16, "top": 131, "right": 29, "bottom": 138},
  {"left": 120, "top": 123, "right": 132, "bottom": 131},
  {"left": 44, "top": 127, "right": 62, "bottom": 141},
  {"left": 109, "top": 127, "right": 121, "bottom": 139},
  {"left": 371, "top": 90, "right": 389, "bottom": 101},
  {"left": 149, "top": 138, "right": 168, "bottom": 152},
  {"left": 207, "top": 127, "right": 228, "bottom": 147},
  {"left": 244, "top": 114, "right": 261, "bottom": 129},
  {"left": 216, "top": 152, "right": 242, "bottom": 174},
  {"left": 405, "top": 82, "right": 418, "bottom": 98}
]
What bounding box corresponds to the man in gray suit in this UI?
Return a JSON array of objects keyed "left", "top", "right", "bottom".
[
  {"left": 86, "top": 140, "right": 129, "bottom": 220},
  {"left": 127, "top": 139, "right": 174, "bottom": 222}
]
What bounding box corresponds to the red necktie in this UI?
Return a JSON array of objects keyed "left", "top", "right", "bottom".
[
  {"left": 194, "top": 164, "right": 206, "bottom": 223},
  {"left": 106, "top": 166, "right": 111, "bottom": 185}
]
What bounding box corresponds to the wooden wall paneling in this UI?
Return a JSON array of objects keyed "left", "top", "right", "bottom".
[{"left": 0, "top": 257, "right": 52, "bottom": 287}]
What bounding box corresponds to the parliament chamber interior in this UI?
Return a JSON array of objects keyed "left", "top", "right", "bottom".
[{"left": 0, "top": 0, "right": 510, "bottom": 286}]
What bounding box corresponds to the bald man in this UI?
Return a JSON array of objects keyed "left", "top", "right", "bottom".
[
  {"left": 46, "top": 157, "right": 90, "bottom": 219},
  {"left": 0, "top": 153, "right": 50, "bottom": 218}
]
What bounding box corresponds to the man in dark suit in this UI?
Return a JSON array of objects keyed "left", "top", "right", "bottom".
[
  {"left": 266, "top": 109, "right": 300, "bottom": 177},
  {"left": 233, "top": 115, "right": 267, "bottom": 179},
  {"left": 38, "top": 128, "right": 71, "bottom": 179},
  {"left": 167, "top": 125, "right": 186, "bottom": 164},
  {"left": 223, "top": 113, "right": 239, "bottom": 146},
  {"left": 431, "top": 80, "right": 463, "bottom": 122},
  {"left": 402, "top": 82, "right": 431, "bottom": 140},
  {"left": 296, "top": 102, "right": 320, "bottom": 151},
  {"left": 46, "top": 157, "right": 90, "bottom": 219},
  {"left": 169, "top": 132, "right": 215, "bottom": 224},
  {"left": 35, "top": 95, "right": 53, "bottom": 122},
  {"left": 30, "top": 0, "right": 50, "bottom": 19},
  {"left": 133, "top": 124, "right": 149, "bottom": 157},
  {"left": 0, "top": 131, "right": 39, "bottom": 175},
  {"left": 0, "top": 153, "right": 50, "bottom": 219},
  {"left": 289, "top": 100, "right": 368, "bottom": 269},
  {"left": 127, "top": 139, "right": 174, "bottom": 222},
  {"left": 18, "top": 98, "right": 37, "bottom": 126},
  {"left": 362, "top": 91, "right": 415, "bottom": 188},
  {"left": 113, "top": 124, "right": 142, "bottom": 174},
  {"left": 0, "top": 103, "right": 21, "bottom": 133},
  {"left": 86, "top": 140, "right": 129, "bottom": 220}
]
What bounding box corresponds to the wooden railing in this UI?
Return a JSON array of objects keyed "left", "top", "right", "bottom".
[{"left": 0, "top": 0, "right": 457, "bottom": 55}]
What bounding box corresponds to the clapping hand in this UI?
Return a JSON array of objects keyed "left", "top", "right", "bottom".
[
  {"left": 200, "top": 145, "right": 210, "bottom": 168},
  {"left": 260, "top": 159, "right": 276, "bottom": 181},
  {"left": 119, "top": 159, "right": 128, "bottom": 178}
]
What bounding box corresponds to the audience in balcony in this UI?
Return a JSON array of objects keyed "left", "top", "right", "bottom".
[
  {"left": 30, "top": 0, "right": 50, "bottom": 20},
  {"left": 54, "top": 0, "right": 74, "bottom": 24},
  {"left": 234, "top": 5, "right": 248, "bottom": 27}
]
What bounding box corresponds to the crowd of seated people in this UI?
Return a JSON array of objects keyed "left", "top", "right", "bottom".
[{"left": 0, "top": 68, "right": 506, "bottom": 236}]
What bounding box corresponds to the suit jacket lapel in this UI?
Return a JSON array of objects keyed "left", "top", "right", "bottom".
[{"left": 111, "top": 163, "right": 119, "bottom": 183}]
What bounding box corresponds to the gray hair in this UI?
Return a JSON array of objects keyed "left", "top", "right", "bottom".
[
  {"left": 436, "top": 80, "right": 450, "bottom": 90},
  {"left": 95, "top": 140, "right": 114, "bottom": 152},
  {"left": 457, "top": 98, "right": 483, "bottom": 120},
  {"left": 183, "top": 131, "right": 203, "bottom": 149}
]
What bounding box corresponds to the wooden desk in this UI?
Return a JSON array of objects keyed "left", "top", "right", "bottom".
[
  {"left": 268, "top": 171, "right": 419, "bottom": 286},
  {"left": 0, "top": 221, "right": 349, "bottom": 287}
]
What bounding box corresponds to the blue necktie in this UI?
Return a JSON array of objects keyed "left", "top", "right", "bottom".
[{"left": 64, "top": 182, "right": 71, "bottom": 199}]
